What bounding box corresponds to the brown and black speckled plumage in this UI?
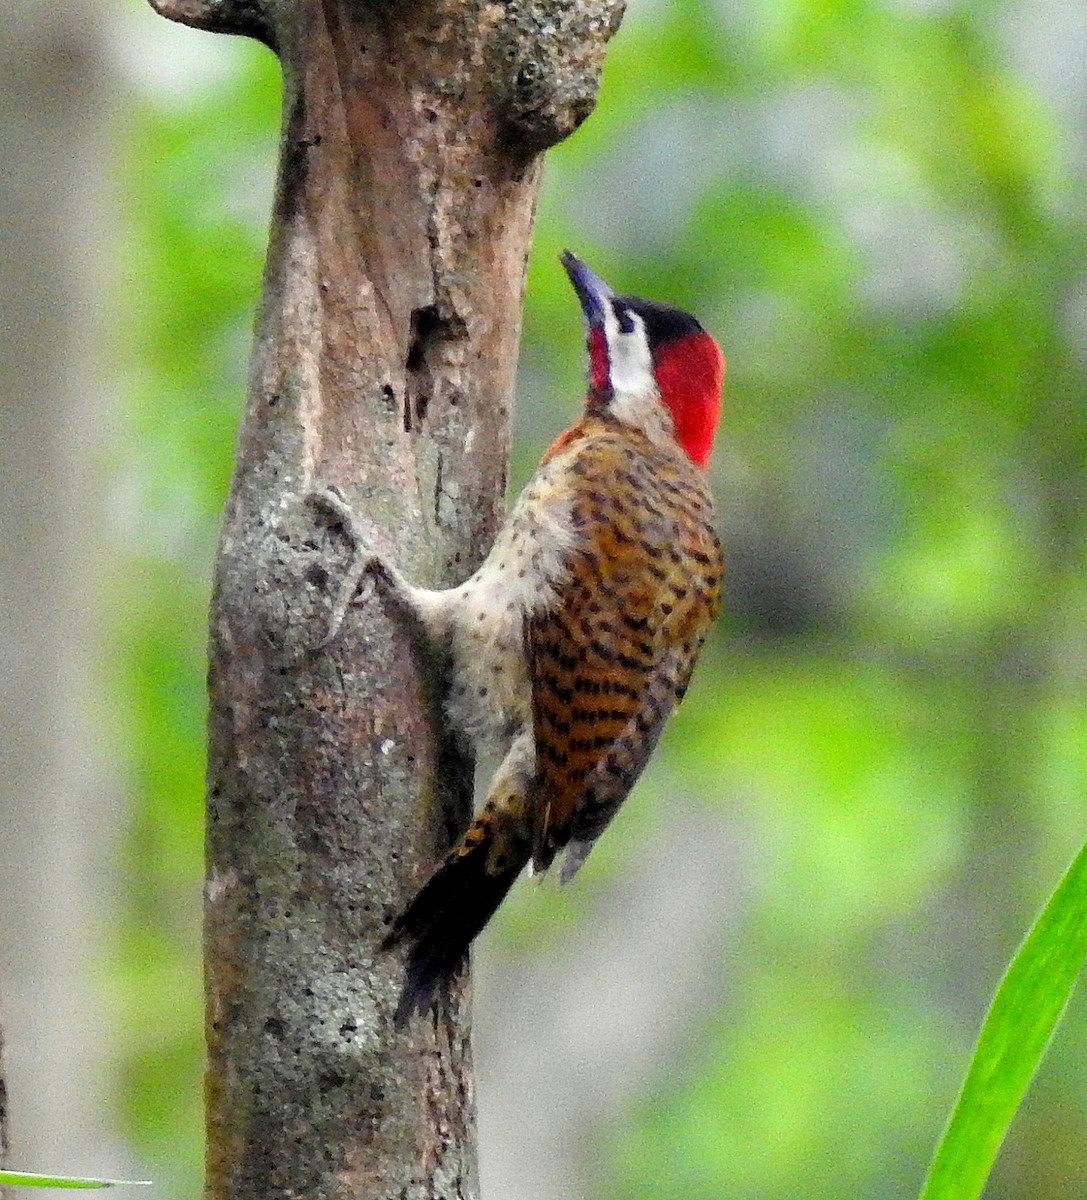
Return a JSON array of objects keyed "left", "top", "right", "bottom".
[
  {"left": 378, "top": 415, "right": 722, "bottom": 1022},
  {"left": 327, "top": 253, "right": 726, "bottom": 1023},
  {"left": 529, "top": 415, "right": 722, "bottom": 877}
]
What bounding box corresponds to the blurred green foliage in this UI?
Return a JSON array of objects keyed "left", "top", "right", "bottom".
[{"left": 115, "top": 0, "right": 1087, "bottom": 1195}]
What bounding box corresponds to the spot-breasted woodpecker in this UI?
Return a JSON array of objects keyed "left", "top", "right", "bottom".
[{"left": 312, "top": 252, "right": 725, "bottom": 1024}]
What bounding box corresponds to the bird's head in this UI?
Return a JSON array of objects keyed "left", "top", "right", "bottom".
[{"left": 561, "top": 250, "right": 724, "bottom": 469}]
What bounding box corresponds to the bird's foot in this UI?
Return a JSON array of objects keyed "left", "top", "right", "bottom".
[{"left": 305, "top": 486, "right": 385, "bottom": 648}]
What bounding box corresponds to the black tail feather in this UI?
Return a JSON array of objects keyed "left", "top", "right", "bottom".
[{"left": 382, "top": 839, "right": 529, "bottom": 1026}]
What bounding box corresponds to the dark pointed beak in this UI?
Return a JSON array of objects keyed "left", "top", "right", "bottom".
[{"left": 560, "top": 250, "right": 613, "bottom": 330}]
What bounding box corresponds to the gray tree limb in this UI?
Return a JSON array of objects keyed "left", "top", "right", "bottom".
[
  {"left": 0, "top": 0, "right": 121, "bottom": 1182},
  {"left": 146, "top": 0, "right": 625, "bottom": 1196}
]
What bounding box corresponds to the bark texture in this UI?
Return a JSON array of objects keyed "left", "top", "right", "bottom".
[{"left": 147, "top": 0, "right": 624, "bottom": 1197}]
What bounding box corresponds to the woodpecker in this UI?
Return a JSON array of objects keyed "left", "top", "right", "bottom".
[{"left": 312, "top": 252, "right": 725, "bottom": 1024}]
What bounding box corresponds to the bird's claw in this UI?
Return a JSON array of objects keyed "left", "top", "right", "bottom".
[
  {"left": 306, "top": 485, "right": 366, "bottom": 544},
  {"left": 305, "top": 487, "right": 381, "bottom": 648}
]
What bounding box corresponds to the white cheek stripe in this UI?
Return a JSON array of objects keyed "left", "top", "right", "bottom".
[
  {"left": 604, "top": 307, "right": 655, "bottom": 395},
  {"left": 604, "top": 308, "right": 674, "bottom": 445}
]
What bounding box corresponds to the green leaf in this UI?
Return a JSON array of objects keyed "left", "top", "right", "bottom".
[
  {"left": 0, "top": 1172, "right": 151, "bottom": 1189},
  {"left": 919, "top": 839, "right": 1087, "bottom": 1200}
]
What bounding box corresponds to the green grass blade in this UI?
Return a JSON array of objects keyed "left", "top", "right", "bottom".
[
  {"left": 919, "top": 838, "right": 1087, "bottom": 1200},
  {"left": 0, "top": 1172, "right": 151, "bottom": 1189}
]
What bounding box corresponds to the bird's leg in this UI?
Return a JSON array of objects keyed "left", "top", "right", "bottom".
[{"left": 305, "top": 486, "right": 415, "bottom": 648}]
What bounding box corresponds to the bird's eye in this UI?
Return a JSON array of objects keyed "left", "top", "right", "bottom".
[{"left": 615, "top": 304, "right": 637, "bottom": 336}]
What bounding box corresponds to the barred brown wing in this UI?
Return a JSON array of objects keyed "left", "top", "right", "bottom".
[{"left": 528, "top": 420, "right": 723, "bottom": 872}]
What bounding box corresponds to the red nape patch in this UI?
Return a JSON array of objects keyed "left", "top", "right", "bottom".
[{"left": 653, "top": 332, "right": 725, "bottom": 468}]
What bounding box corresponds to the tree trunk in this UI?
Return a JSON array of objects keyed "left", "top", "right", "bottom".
[{"left": 146, "top": 0, "right": 624, "bottom": 1196}]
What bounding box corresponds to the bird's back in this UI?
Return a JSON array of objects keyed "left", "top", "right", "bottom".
[{"left": 528, "top": 414, "right": 723, "bottom": 874}]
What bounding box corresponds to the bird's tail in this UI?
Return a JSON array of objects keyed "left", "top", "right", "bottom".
[{"left": 381, "top": 816, "right": 531, "bottom": 1026}]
